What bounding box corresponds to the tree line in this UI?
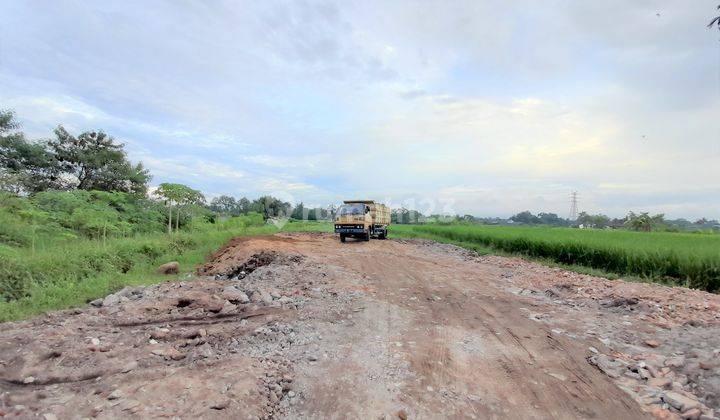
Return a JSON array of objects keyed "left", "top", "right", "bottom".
[
  {"left": 422, "top": 210, "right": 719, "bottom": 233},
  {"left": 208, "top": 195, "right": 335, "bottom": 221},
  {"left": 506, "top": 211, "right": 719, "bottom": 233}
]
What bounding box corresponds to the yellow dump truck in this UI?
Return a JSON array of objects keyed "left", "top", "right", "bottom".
[{"left": 334, "top": 200, "right": 390, "bottom": 242}]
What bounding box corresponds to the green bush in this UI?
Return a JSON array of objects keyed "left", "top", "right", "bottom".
[
  {"left": 32, "top": 190, "right": 166, "bottom": 238},
  {"left": 0, "top": 257, "right": 32, "bottom": 300},
  {"left": 0, "top": 211, "right": 32, "bottom": 246},
  {"left": 0, "top": 210, "right": 273, "bottom": 311}
]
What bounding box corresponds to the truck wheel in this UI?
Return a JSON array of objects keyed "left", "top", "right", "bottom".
[
  {"left": 379, "top": 231, "right": 387, "bottom": 239},
  {"left": 340, "top": 234, "right": 346, "bottom": 243}
]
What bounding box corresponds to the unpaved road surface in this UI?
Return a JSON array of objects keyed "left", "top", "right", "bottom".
[{"left": 1, "top": 233, "right": 719, "bottom": 419}]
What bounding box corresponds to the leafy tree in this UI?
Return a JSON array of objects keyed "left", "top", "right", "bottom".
[
  {"left": 650, "top": 213, "right": 666, "bottom": 230},
  {"left": 0, "top": 110, "right": 61, "bottom": 193},
  {"left": 391, "top": 208, "right": 424, "bottom": 224},
  {"left": 626, "top": 212, "right": 648, "bottom": 231},
  {"left": 178, "top": 188, "right": 205, "bottom": 230},
  {"left": 252, "top": 195, "right": 291, "bottom": 220},
  {"left": 156, "top": 183, "right": 204, "bottom": 232},
  {"left": 510, "top": 211, "right": 540, "bottom": 224},
  {"left": 123, "top": 196, "right": 166, "bottom": 233},
  {"left": 156, "top": 183, "right": 185, "bottom": 233},
  {"left": 537, "top": 212, "right": 567, "bottom": 226},
  {"left": 1, "top": 111, "right": 150, "bottom": 196},
  {"left": 0, "top": 109, "right": 19, "bottom": 132},
  {"left": 625, "top": 212, "right": 664, "bottom": 232},
  {"left": 237, "top": 197, "right": 251, "bottom": 214},
  {"left": 291, "top": 202, "right": 306, "bottom": 220},
  {"left": 209, "top": 195, "right": 238, "bottom": 215},
  {"left": 576, "top": 212, "right": 610, "bottom": 228},
  {"left": 49, "top": 126, "right": 150, "bottom": 195}
]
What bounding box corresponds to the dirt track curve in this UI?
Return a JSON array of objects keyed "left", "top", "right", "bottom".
[{"left": 2, "top": 232, "right": 719, "bottom": 419}]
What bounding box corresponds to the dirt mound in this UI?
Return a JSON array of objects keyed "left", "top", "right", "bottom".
[
  {"left": 196, "top": 235, "right": 304, "bottom": 278},
  {"left": 202, "top": 250, "right": 277, "bottom": 278},
  {"left": 201, "top": 251, "right": 305, "bottom": 281},
  {"left": 1, "top": 233, "right": 718, "bottom": 419}
]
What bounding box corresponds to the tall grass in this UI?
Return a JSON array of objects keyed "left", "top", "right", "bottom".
[
  {"left": 392, "top": 224, "right": 720, "bottom": 292},
  {"left": 0, "top": 216, "right": 332, "bottom": 322}
]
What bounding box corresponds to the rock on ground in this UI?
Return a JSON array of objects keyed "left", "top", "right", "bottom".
[{"left": 156, "top": 261, "right": 180, "bottom": 275}]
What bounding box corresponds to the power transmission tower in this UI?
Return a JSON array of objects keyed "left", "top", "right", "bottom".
[{"left": 569, "top": 191, "right": 579, "bottom": 221}]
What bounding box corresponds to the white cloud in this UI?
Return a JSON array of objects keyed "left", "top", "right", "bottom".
[{"left": 243, "top": 154, "right": 331, "bottom": 170}]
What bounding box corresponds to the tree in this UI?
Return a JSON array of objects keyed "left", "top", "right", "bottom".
[
  {"left": 391, "top": 208, "right": 424, "bottom": 224},
  {"left": 1, "top": 112, "right": 150, "bottom": 196},
  {"left": 252, "top": 195, "right": 291, "bottom": 220},
  {"left": 651, "top": 213, "right": 666, "bottom": 229},
  {"left": 156, "top": 183, "right": 191, "bottom": 233},
  {"left": 0, "top": 110, "right": 61, "bottom": 193},
  {"left": 709, "top": 4, "right": 720, "bottom": 30},
  {"left": 210, "top": 195, "right": 238, "bottom": 215},
  {"left": 237, "top": 197, "right": 251, "bottom": 214},
  {"left": 0, "top": 109, "right": 19, "bottom": 133},
  {"left": 177, "top": 187, "right": 205, "bottom": 230},
  {"left": 537, "top": 212, "right": 566, "bottom": 226},
  {"left": 576, "top": 212, "right": 610, "bottom": 228},
  {"left": 48, "top": 126, "right": 150, "bottom": 195},
  {"left": 510, "top": 211, "right": 540, "bottom": 224},
  {"left": 291, "top": 202, "right": 306, "bottom": 220},
  {"left": 625, "top": 212, "right": 664, "bottom": 232}
]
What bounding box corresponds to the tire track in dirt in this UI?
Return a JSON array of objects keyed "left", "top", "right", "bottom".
[{"left": 301, "top": 237, "right": 646, "bottom": 419}]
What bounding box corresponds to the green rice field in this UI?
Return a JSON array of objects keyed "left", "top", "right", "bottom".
[{"left": 391, "top": 224, "right": 720, "bottom": 292}]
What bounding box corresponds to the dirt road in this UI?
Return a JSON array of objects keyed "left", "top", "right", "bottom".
[{"left": 1, "top": 233, "right": 719, "bottom": 419}]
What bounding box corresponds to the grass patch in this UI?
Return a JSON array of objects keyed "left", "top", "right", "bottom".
[{"left": 0, "top": 218, "right": 330, "bottom": 322}]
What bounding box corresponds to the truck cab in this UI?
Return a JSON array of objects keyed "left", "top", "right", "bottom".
[{"left": 334, "top": 200, "right": 390, "bottom": 242}]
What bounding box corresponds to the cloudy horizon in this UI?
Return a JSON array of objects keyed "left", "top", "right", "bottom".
[{"left": 2, "top": 1, "right": 719, "bottom": 219}]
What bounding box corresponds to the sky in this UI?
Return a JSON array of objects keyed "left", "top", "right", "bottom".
[{"left": 1, "top": 1, "right": 719, "bottom": 219}]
